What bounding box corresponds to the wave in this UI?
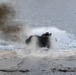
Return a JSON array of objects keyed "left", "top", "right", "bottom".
[
  {"left": 0, "top": 26, "right": 76, "bottom": 58},
  {"left": 31, "top": 27, "right": 76, "bottom": 50}
]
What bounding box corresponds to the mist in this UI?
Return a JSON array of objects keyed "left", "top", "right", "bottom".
[{"left": 0, "top": 2, "right": 30, "bottom": 44}]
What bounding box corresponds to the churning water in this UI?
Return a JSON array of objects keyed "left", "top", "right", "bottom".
[
  {"left": 0, "top": 26, "right": 76, "bottom": 58},
  {"left": 0, "top": 0, "right": 76, "bottom": 58}
]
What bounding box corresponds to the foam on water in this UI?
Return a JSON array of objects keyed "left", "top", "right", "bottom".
[
  {"left": 14, "top": 26, "right": 76, "bottom": 58},
  {"left": 31, "top": 27, "right": 76, "bottom": 50},
  {"left": 0, "top": 26, "right": 76, "bottom": 58}
]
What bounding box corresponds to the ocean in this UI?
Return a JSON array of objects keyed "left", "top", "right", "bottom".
[
  {"left": 0, "top": 0, "right": 76, "bottom": 59},
  {"left": 0, "top": 1, "right": 76, "bottom": 75}
]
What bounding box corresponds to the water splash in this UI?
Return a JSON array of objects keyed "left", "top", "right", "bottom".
[
  {"left": 30, "top": 27, "right": 76, "bottom": 50},
  {"left": 0, "top": 26, "right": 76, "bottom": 58}
]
